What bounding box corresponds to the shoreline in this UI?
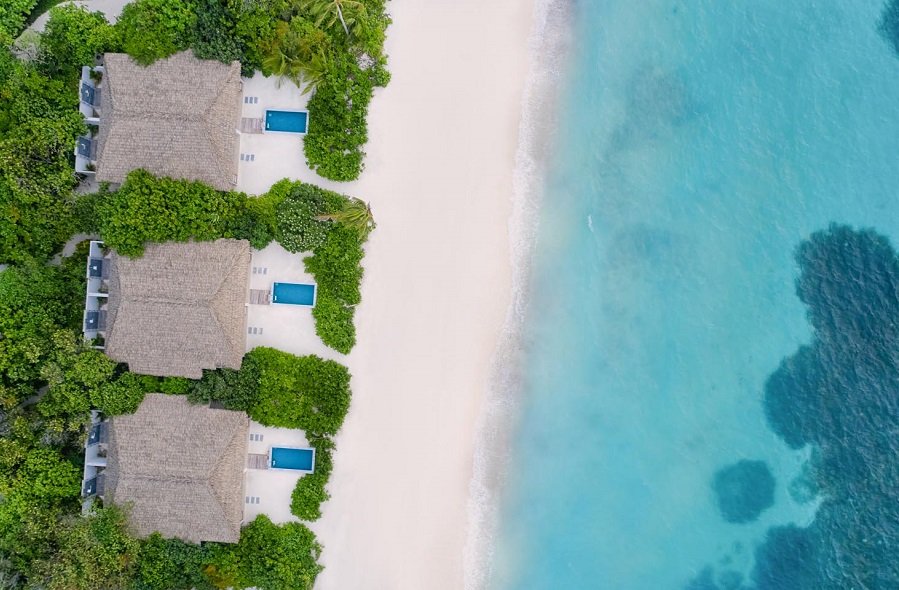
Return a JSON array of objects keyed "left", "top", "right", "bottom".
[
  {"left": 464, "top": 1, "right": 575, "bottom": 587},
  {"left": 309, "top": 0, "right": 542, "bottom": 587}
]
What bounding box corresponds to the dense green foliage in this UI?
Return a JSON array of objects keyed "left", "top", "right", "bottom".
[
  {"left": 0, "top": 261, "right": 82, "bottom": 392},
  {"left": 262, "top": 18, "right": 331, "bottom": 90},
  {"left": 0, "top": 0, "right": 37, "bottom": 41},
  {"left": 276, "top": 181, "right": 341, "bottom": 252},
  {"left": 39, "top": 5, "right": 120, "bottom": 78},
  {"left": 0, "top": 50, "right": 83, "bottom": 263},
  {"left": 0, "top": 444, "right": 82, "bottom": 569},
  {"left": 29, "top": 505, "right": 140, "bottom": 590},
  {"left": 205, "top": 516, "right": 322, "bottom": 590},
  {"left": 247, "top": 347, "right": 351, "bottom": 435},
  {"left": 117, "top": 0, "right": 196, "bottom": 65},
  {"left": 190, "top": 0, "right": 244, "bottom": 64},
  {"left": 189, "top": 364, "right": 260, "bottom": 412},
  {"left": 303, "top": 52, "right": 388, "bottom": 180},
  {"left": 304, "top": 225, "right": 364, "bottom": 352},
  {"left": 96, "top": 170, "right": 244, "bottom": 257},
  {"left": 290, "top": 436, "right": 334, "bottom": 521},
  {"left": 133, "top": 534, "right": 213, "bottom": 590},
  {"left": 192, "top": 347, "right": 353, "bottom": 455}
]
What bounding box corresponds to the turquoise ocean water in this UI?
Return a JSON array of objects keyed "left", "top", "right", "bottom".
[{"left": 489, "top": 1, "right": 899, "bottom": 589}]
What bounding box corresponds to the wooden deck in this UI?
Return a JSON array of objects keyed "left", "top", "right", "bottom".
[
  {"left": 240, "top": 117, "right": 264, "bottom": 134},
  {"left": 249, "top": 289, "right": 270, "bottom": 305},
  {"left": 247, "top": 453, "right": 269, "bottom": 470}
]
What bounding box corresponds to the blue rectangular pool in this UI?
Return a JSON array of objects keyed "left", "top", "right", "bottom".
[
  {"left": 265, "top": 109, "right": 309, "bottom": 134},
  {"left": 272, "top": 282, "right": 316, "bottom": 306},
  {"left": 270, "top": 447, "right": 315, "bottom": 472}
]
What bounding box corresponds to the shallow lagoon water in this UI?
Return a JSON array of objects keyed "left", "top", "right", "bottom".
[{"left": 490, "top": 1, "right": 899, "bottom": 589}]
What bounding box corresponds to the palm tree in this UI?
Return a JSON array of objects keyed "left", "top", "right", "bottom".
[
  {"left": 263, "top": 20, "right": 330, "bottom": 91},
  {"left": 300, "top": 0, "right": 368, "bottom": 38},
  {"left": 316, "top": 198, "right": 376, "bottom": 236}
]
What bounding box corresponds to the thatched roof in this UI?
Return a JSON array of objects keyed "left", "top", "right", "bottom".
[
  {"left": 105, "top": 239, "right": 251, "bottom": 379},
  {"left": 105, "top": 394, "right": 249, "bottom": 543},
  {"left": 95, "top": 51, "right": 242, "bottom": 190}
]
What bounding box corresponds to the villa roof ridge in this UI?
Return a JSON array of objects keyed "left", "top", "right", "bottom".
[
  {"left": 104, "top": 394, "right": 248, "bottom": 543},
  {"left": 104, "top": 240, "right": 250, "bottom": 378},
  {"left": 95, "top": 51, "right": 241, "bottom": 190}
]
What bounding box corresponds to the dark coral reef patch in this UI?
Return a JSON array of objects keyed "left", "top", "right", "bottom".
[
  {"left": 713, "top": 460, "right": 775, "bottom": 524},
  {"left": 687, "top": 224, "right": 899, "bottom": 590}
]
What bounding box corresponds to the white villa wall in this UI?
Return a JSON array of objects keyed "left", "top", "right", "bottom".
[{"left": 243, "top": 422, "right": 311, "bottom": 524}]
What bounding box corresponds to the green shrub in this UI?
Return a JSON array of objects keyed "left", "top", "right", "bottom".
[
  {"left": 117, "top": 0, "right": 196, "bottom": 65},
  {"left": 230, "top": 0, "right": 281, "bottom": 75},
  {"left": 302, "top": 55, "right": 372, "bottom": 181},
  {"left": 90, "top": 372, "right": 148, "bottom": 416},
  {"left": 247, "top": 347, "right": 351, "bottom": 435},
  {"left": 0, "top": 0, "right": 37, "bottom": 41},
  {"left": 289, "top": 436, "right": 334, "bottom": 521},
  {"left": 230, "top": 188, "right": 284, "bottom": 249},
  {"left": 158, "top": 377, "right": 192, "bottom": 395},
  {"left": 276, "top": 183, "right": 334, "bottom": 252},
  {"left": 205, "top": 515, "right": 322, "bottom": 590},
  {"left": 40, "top": 5, "right": 120, "bottom": 77},
  {"left": 189, "top": 359, "right": 260, "bottom": 412},
  {"left": 0, "top": 114, "right": 83, "bottom": 264},
  {"left": 29, "top": 505, "right": 139, "bottom": 590},
  {"left": 309, "top": 293, "right": 355, "bottom": 354},
  {"left": 191, "top": 0, "right": 242, "bottom": 64},
  {"left": 0, "top": 262, "right": 83, "bottom": 387},
  {"left": 303, "top": 223, "right": 364, "bottom": 352},
  {"left": 304, "top": 225, "right": 363, "bottom": 305},
  {"left": 0, "top": 446, "right": 81, "bottom": 569},
  {"left": 98, "top": 170, "right": 243, "bottom": 257},
  {"left": 135, "top": 533, "right": 212, "bottom": 590}
]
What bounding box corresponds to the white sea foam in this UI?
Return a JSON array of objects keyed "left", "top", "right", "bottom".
[{"left": 463, "top": 1, "right": 574, "bottom": 588}]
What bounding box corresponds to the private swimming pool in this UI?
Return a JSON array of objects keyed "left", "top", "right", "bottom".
[
  {"left": 272, "top": 282, "right": 316, "bottom": 306},
  {"left": 265, "top": 109, "right": 309, "bottom": 134},
  {"left": 270, "top": 447, "right": 315, "bottom": 472}
]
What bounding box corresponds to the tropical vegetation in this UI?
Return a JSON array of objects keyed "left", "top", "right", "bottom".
[{"left": 0, "top": 0, "right": 386, "bottom": 585}]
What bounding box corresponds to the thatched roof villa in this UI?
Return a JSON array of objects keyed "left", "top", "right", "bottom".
[
  {"left": 94, "top": 51, "right": 242, "bottom": 190},
  {"left": 104, "top": 394, "right": 249, "bottom": 543},
  {"left": 104, "top": 239, "right": 251, "bottom": 379}
]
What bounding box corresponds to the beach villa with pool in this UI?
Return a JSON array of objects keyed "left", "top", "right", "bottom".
[
  {"left": 83, "top": 239, "right": 323, "bottom": 377},
  {"left": 81, "top": 394, "right": 316, "bottom": 543},
  {"left": 76, "top": 51, "right": 314, "bottom": 194}
]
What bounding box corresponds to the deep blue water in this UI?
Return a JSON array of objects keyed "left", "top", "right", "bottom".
[
  {"left": 490, "top": 1, "right": 899, "bottom": 589},
  {"left": 265, "top": 109, "right": 308, "bottom": 133},
  {"left": 272, "top": 282, "right": 316, "bottom": 306},
  {"left": 270, "top": 447, "right": 314, "bottom": 471}
]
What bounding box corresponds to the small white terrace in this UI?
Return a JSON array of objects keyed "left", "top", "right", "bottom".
[
  {"left": 243, "top": 422, "right": 310, "bottom": 524},
  {"left": 237, "top": 73, "right": 350, "bottom": 195},
  {"left": 246, "top": 242, "right": 345, "bottom": 363}
]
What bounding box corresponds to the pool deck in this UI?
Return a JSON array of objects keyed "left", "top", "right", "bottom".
[
  {"left": 244, "top": 422, "right": 310, "bottom": 525},
  {"left": 247, "top": 243, "right": 345, "bottom": 363},
  {"left": 237, "top": 73, "right": 361, "bottom": 196}
]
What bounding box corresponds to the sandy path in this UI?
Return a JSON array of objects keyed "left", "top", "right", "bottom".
[{"left": 311, "top": 1, "right": 536, "bottom": 588}]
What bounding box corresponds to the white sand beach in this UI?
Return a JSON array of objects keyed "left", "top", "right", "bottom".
[{"left": 310, "top": 0, "right": 537, "bottom": 588}]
